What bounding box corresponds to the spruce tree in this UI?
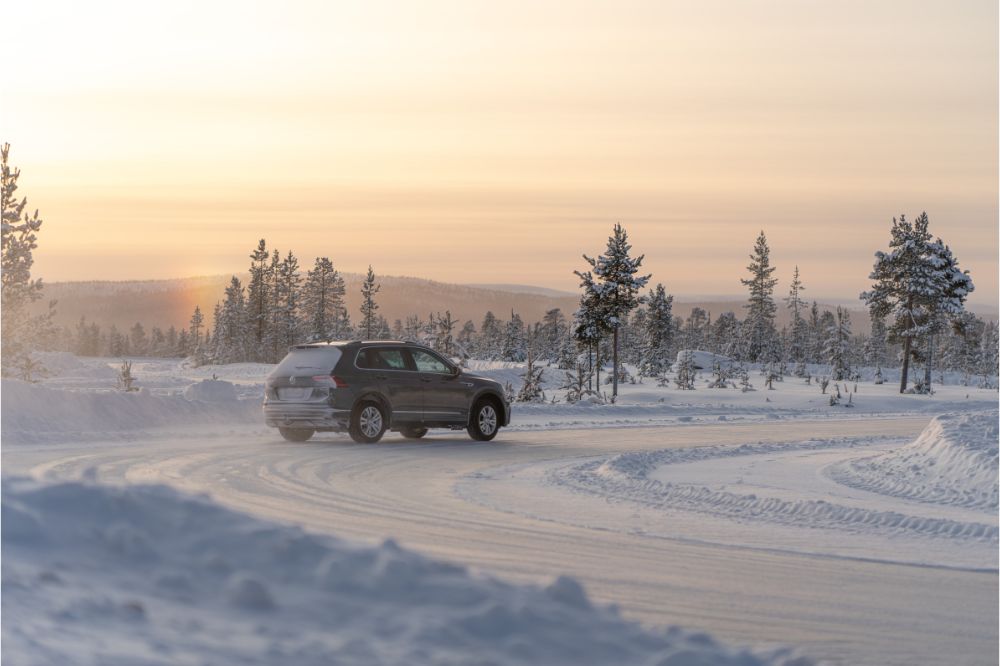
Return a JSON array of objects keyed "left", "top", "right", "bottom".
[
  {"left": 823, "top": 307, "right": 852, "bottom": 380},
  {"left": 640, "top": 283, "right": 674, "bottom": 376},
  {"left": 246, "top": 239, "right": 272, "bottom": 362},
  {"left": 576, "top": 223, "right": 650, "bottom": 399},
  {"left": 272, "top": 250, "right": 302, "bottom": 356},
  {"left": 862, "top": 213, "right": 974, "bottom": 393},
  {"left": 740, "top": 231, "right": 779, "bottom": 362},
  {"left": 213, "top": 277, "right": 248, "bottom": 363},
  {"left": 1, "top": 144, "right": 55, "bottom": 377},
  {"left": 360, "top": 265, "right": 381, "bottom": 340},
  {"left": 302, "top": 257, "right": 346, "bottom": 342},
  {"left": 785, "top": 266, "right": 808, "bottom": 364}
]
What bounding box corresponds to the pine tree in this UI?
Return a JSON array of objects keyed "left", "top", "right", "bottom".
[
  {"left": 360, "top": 265, "right": 381, "bottom": 340},
  {"left": 572, "top": 269, "right": 608, "bottom": 390},
  {"left": 501, "top": 311, "right": 526, "bottom": 362},
  {"left": 712, "top": 312, "right": 741, "bottom": 360},
  {"left": 740, "top": 231, "right": 779, "bottom": 362},
  {"left": 639, "top": 283, "right": 674, "bottom": 376},
  {"left": 130, "top": 322, "right": 148, "bottom": 356},
  {"left": 807, "top": 301, "right": 823, "bottom": 363},
  {"left": 478, "top": 311, "right": 501, "bottom": 359},
  {"left": 301, "top": 257, "right": 346, "bottom": 342},
  {"left": 823, "top": 307, "right": 852, "bottom": 380},
  {"left": 434, "top": 310, "right": 457, "bottom": 356},
  {"left": 245, "top": 239, "right": 273, "bottom": 362},
  {"left": 540, "top": 308, "right": 567, "bottom": 362},
  {"left": 865, "top": 316, "right": 888, "bottom": 383},
  {"left": 576, "top": 223, "right": 650, "bottom": 399},
  {"left": 785, "top": 266, "right": 808, "bottom": 363},
  {"left": 862, "top": 213, "right": 974, "bottom": 393},
  {"left": 272, "top": 250, "right": 302, "bottom": 356},
  {"left": 189, "top": 306, "right": 205, "bottom": 347},
  {"left": 213, "top": 277, "right": 248, "bottom": 363},
  {"left": 1, "top": 144, "right": 55, "bottom": 377}
]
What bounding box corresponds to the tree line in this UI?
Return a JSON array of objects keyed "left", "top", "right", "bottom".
[{"left": 1, "top": 144, "right": 996, "bottom": 391}]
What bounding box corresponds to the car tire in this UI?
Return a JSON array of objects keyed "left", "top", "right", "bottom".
[
  {"left": 278, "top": 427, "right": 314, "bottom": 442},
  {"left": 400, "top": 427, "right": 428, "bottom": 439},
  {"left": 467, "top": 400, "right": 500, "bottom": 441},
  {"left": 350, "top": 401, "right": 387, "bottom": 443}
]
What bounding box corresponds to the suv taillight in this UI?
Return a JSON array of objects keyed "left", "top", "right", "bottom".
[{"left": 313, "top": 375, "right": 348, "bottom": 388}]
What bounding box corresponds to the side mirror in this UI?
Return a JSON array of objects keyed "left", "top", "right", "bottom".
[{"left": 450, "top": 365, "right": 462, "bottom": 377}]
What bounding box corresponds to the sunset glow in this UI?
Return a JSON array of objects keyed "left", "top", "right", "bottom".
[{"left": 5, "top": 0, "right": 997, "bottom": 303}]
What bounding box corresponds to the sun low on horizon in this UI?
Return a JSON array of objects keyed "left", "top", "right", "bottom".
[{"left": 4, "top": 0, "right": 997, "bottom": 305}]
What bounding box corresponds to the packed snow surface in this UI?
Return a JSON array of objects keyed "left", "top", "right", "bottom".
[{"left": 1, "top": 477, "right": 811, "bottom": 666}]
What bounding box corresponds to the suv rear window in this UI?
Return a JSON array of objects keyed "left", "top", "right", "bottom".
[{"left": 271, "top": 347, "right": 343, "bottom": 377}]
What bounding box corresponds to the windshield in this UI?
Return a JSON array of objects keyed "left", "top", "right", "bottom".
[{"left": 270, "top": 347, "right": 343, "bottom": 377}]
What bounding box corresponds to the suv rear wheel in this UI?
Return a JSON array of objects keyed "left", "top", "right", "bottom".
[
  {"left": 468, "top": 400, "right": 500, "bottom": 441},
  {"left": 278, "top": 427, "right": 314, "bottom": 442},
  {"left": 350, "top": 401, "right": 387, "bottom": 443}
]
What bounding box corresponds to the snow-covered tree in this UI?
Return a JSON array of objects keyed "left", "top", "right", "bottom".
[
  {"left": 301, "top": 257, "right": 346, "bottom": 342},
  {"left": 711, "top": 312, "right": 741, "bottom": 360},
  {"left": 865, "top": 315, "right": 888, "bottom": 383},
  {"left": 784, "top": 266, "right": 808, "bottom": 363},
  {"left": 272, "top": 251, "right": 302, "bottom": 356},
  {"left": 130, "top": 322, "right": 148, "bottom": 356},
  {"left": 740, "top": 231, "right": 779, "bottom": 362},
  {"left": 516, "top": 350, "right": 545, "bottom": 402},
  {"left": 639, "top": 283, "right": 674, "bottom": 376},
  {"left": 1, "top": 144, "right": 55, "bottom": 377},
  {"left": 674, "top": 351, "right": 696, "bottom": 390},
  {"left": 360, "top": 265, "right": 381, "bottom": 340},
  {"left": 572, "top": 269, "right": 608, "bottom": 390},
  {"left": 433, "top": 310, "right": 457, "bottom": 356},
  {"left": 862, "top": 213, "right": 974, "bottom": 393},
  {"left": 213, "top": 277, "right": 248, "bottom": 363},
  {"left": 246, "top": 239, "right": 273, "bottom": 362},
  {"left": 539, "top": 308, "right": 568, "bottom": 362},
  {"left": 502, "top": 311, "right": 526, "bottom": 362},
  {"left": 823, "top": 307, "right": 852, "bottom": 380},
  {"left": 575, "top": 223, "right": 650, "bottom": 399},
  {"left": 477, "top": 311, "right": 502, "bottom": 359}
]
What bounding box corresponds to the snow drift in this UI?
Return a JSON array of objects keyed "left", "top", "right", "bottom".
[
  {"left": 827, "top": 411, "right": 999, "bottom": 511},
  {"left": 1, "top": 379, "right": 261, "bottom": 443},
  {"left": 1, "top": 477, "right": 812, "bottom": 666}
]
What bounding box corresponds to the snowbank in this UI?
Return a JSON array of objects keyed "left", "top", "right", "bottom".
[
  {"left": 31, "top": 351, "right": 118, "bottom": 380},
  {"left": 1, "top": 380, "right": 261, "bottom": 444},
  {"left": 827, "top": 411, "right": 999, "bottom": 511},
  {"left": 557, "top": 437, "right": 998, "bottom": 544},
  {"left": 1, "top": 477, "right": 812, "bottom": 666}
]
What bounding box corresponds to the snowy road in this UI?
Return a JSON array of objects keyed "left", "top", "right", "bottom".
[{"left": 5, "top": 416, "right": 997, "bottom": 666}]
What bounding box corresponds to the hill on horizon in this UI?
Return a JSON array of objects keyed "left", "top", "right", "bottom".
[{"left": 31, "top": 273, "right": 998, "bottom": 335}]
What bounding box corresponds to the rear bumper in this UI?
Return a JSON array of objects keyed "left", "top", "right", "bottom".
[{"left": 263, "top": 402, "right": 351, "bottom": 431}]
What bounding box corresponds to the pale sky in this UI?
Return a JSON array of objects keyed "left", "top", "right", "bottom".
[{"left": 4, "top": 0, "right": 998, "bottom": 305}]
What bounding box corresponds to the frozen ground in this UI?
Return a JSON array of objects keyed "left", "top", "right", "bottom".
[
  {"left": 3, "top": 477, "right": 809, "bottom": 666},
  {"left": 2, "top": 353, "right": 998, "bottom": 665}
]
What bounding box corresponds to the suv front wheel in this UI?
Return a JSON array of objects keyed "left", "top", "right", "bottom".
[
  {"left": 350, "top": 401, "right": 387, "bottom": 443},
  {"left": 468, "top": 400, "right": 500, "bottom": 441}
]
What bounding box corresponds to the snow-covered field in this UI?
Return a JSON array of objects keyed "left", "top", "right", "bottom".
[{"left": 2, "top": 352, "right": 998, "bottom": 665}]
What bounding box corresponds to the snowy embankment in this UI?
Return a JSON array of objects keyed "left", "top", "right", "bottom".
[
  {"left": 1, "top": 379, "right": 260, "bottom": 444},
  {"left": 558, "top": 435, "right": 997, "bottom": 544},
  {"left": 827, "top": 411, "right": 999, "bottom": 511},
  {"left": 1, "top": 477, "right": 811, "bottom": 666}
]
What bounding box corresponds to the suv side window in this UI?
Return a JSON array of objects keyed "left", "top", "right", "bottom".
[
  {"left": 410, "top": 349, "right": 451, "bottom": 374},
  {"left": 372, "top": 348, "right": 408, "bottom": 371}
]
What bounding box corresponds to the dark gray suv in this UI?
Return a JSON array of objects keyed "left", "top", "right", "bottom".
[{"left": 264, "top": 341, "right": 511, "bottom": 443}]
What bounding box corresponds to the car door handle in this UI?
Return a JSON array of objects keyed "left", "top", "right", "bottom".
[{"left": 420, "top": 377, "right": 432, "bottom": 383}]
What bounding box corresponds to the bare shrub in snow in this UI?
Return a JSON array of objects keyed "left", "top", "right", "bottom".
[{"left": 117, "top": 360, "right": 138, "bottom": 392}]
